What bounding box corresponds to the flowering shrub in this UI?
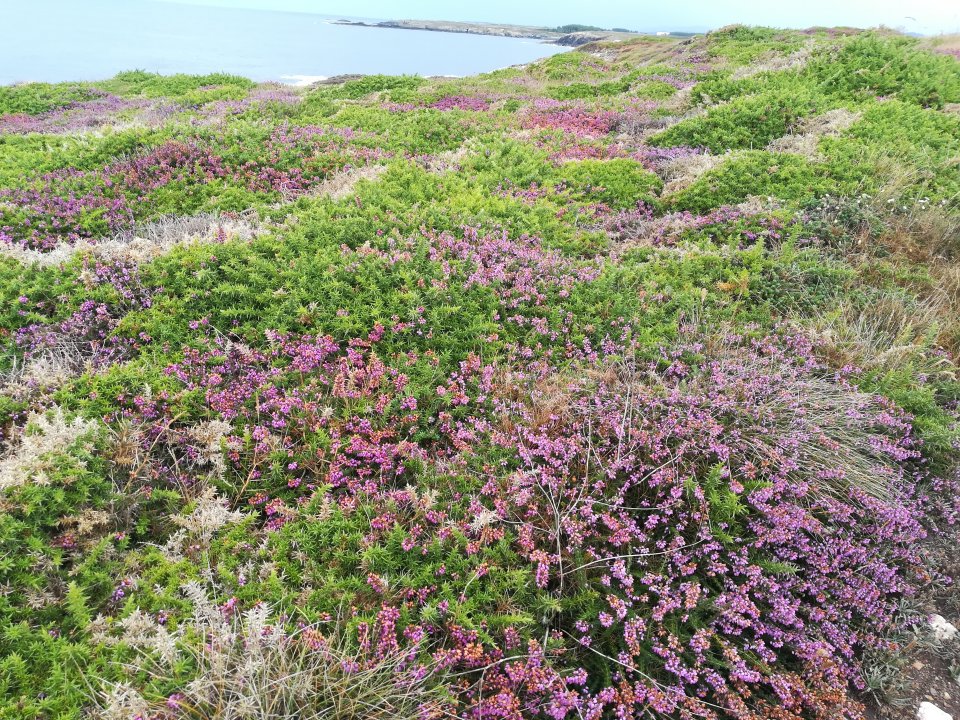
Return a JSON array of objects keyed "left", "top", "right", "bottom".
[
  {"left": 458, "top": 330, "right": 932, "bottom": 718},
  {"left": 523, "top": 107, "right": 621, "bottom": 139},
  {"left": 0, "top": 91, "right": 165, "bottom": 135},
  {"left": 0, "top": 127, "right": 389, "bottom": 250},
  {"left": 429, "top": 95, "right": 493, "bottom": 112}
]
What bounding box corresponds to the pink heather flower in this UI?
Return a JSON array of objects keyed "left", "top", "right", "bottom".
[{"left": 366, "top": 573, "right": 387, "bottom": 594}]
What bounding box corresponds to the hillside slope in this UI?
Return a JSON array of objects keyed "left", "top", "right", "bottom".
[{"left": 1, "top": 25, "right": 960, "bottom": 720}]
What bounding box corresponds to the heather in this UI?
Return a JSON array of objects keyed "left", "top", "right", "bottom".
[{"left": 1, "top": 25, "right": 959, "bottom": 720}]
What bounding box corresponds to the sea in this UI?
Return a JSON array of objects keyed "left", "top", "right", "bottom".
[{"left": 0, "top": 0, "right": 567, "bottom": 86}]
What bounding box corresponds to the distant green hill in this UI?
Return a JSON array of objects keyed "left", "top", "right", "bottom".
[{"left": 553, "top": 23, "right": 606, "bottom": 32}]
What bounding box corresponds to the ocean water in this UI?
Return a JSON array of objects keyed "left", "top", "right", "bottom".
[{"left": 0, "top": 0, "right": 566, "bottom": 85}]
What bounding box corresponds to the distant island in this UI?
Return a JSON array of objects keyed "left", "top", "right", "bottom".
[{"left": 333, "top": 18, "right": 689, "bottom": 46}]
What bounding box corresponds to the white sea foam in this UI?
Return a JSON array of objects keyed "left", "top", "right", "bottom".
[{"left": 279, "top": 74, "right": 328, "bottom": 87}]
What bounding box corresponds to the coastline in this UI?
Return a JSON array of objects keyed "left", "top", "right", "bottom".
[{"left": 334, "top": 18, "right": 639, "bottom": 47}]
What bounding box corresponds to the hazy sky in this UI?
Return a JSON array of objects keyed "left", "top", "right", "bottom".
[{"left": 155, "top": 0, "right": 960, "bottom": 34}]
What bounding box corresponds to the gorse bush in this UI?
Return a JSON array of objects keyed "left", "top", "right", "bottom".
[
  {"left": 808, "top": 34, "right": 960, "bottom": 108},
  {"left": 0, "top": 83, "right": 101, "bottom": 116},
  {"left": 707, "top": 25, "right": 808, "bottom": 63},
  {"left": 650, "top": 89, "right": 822, "bottom": 152},
  {"left": 0, "top": 23, "right": 959, "bottom": 720},
  {"left": 97, "top": 70, "right": 256, "bottom": 99},
  {"left": 555, "top": 158, "right": 663, "bottom": 208},
  {"left": 670, "top": 151, "right": 829, "bottom": 212},
  {"left": 325, "top": 74, "right": 426, "bottom": 100}
]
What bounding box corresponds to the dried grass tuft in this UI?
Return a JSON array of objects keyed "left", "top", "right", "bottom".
[{"left": 815, "top": 294, "right": 954, "bottom": 377}]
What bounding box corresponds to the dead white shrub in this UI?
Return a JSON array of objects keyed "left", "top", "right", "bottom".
[
  {"left": 0, "top": 347, "right": 85, "bottom": 402},
  {"left": 0, "top": 407, "right": 99, "bottom": 490},
  {"left": 169, "top": 487, "right": 247, "bottom": 548},
  {"left": 306, "top": 165, "right": 387, "bottom": 201},
  {"left": 98, "top": 583, "right": 444, "bottom": 720},
  {"left": 188, "top": 419, "right": 236, "bottom": 481},
  {"left": 768, "top": 108, "right": 861, "bottom": 160},
  {"left": 1, "top": 213, "right": 260, "bottom": 267},
  {"left": 420, "top": 144, "right": 472, "bottom": 174},
  {"left": 100, "top": 683, "right": 152, "bottom": 720},
  {"left": 731, "top": 42, "right": 815, "bottom": 80},
  {"left": 658, "top": 152, "right": 729, "bottom": 194}
]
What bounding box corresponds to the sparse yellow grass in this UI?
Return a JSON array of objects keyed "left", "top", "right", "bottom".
[
  {"left": 583, "top": 36, "right": 688, "bottom": 65},
  {"left": 922, "top": 33, "right": 960, "bottom": 53}
]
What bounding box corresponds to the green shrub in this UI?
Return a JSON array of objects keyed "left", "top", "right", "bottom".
[
  {"left": 326, "top": 74, "right": 425, "bottom": 100},
  {"left": 670, "top": 151, "right": 828, "bottom": 212},
  {"left": 807, "top": 34, "right": 960, "bottom": 108},
  {"left": 555, "top": 158, "right": 663, "bottom": 209},
  {"left": 541, "top": 52, "right": 601, "bottom": 81},
  {"left": 820, "top": 100, "right": 960, "bottom": 203},
  {"left": 0, "top": 83, "right": 98, "bottom": 116},
  {"left": 553, "top": 24, "right": 605, "bottom": 33},
  {"left": 96, "top": 70, "right": 255, "bottom": 99},
  {"left": 548, "top": 80, "right": 630, "bottom": 100},
  {"left": 650, "top": 89, "right": 822, "bottom": 152},
  {"left": 706, "top": 25, "right": 806, "bottom": 64},
  {"left": 631, "top": 79, "right": 678, "bottom": 99}
]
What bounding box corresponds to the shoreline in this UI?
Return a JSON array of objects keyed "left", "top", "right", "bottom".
[{"left": 334, "top": 18, "right": 640, "bottom": 47}]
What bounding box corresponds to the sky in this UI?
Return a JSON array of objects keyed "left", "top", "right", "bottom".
[{"left": 155, "top": 0, "right": 960, "bottom": 34}]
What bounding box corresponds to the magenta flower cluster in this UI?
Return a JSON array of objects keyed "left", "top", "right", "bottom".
[
  {"left": 0, "top": 91, "right": 171, "bottom": 135},
  {"left": 524, "top": 107, "right": 621, "bottom": 139},
  {"left": 429, "top": 95, "right": 493, "bottom": 112},
  {"left": 456, "top": 330, "right": 933, "bottom": 718}
]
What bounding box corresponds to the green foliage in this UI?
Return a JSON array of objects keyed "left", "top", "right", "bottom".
[
  {"left": 95, "top": 70, "right": 255, "bottom": 99},
  {"left": 548, "top": 80, "right": 631, "bottom": 100},
  {"left": 670, "top": 151, "right": 829, "bottom": 212},
  {"left": 0, "top": 83, "right": 98, "bottom": 116},
  {"left": 807, "top": 34, "right": 960, "bottom": 108},
  {"left": 819, "top": 100, "right": 960, "bottom": 204},
  {"left": 650, "top": 89, "right": 822, "bottom": 152},
  {"left": 553, "top": 24, "right": 605, "bottom": 33},
  {"left": 631, "top": 79, "right": 678, "bottom": 99},
  {"left": 325, "top": 74, "right": 425, "bottom": 100},
  {"left": 329, "top": 105, "right": 475, "bottom": 153},
  {"left": 706, "top": 25, "right": 807, "bottom": 64},
  {"left": 541, "top": 52, "right": 605, "bottom": 81},
  {"left": 555, "top": 158, "right": 663, "bottom": 209}
]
